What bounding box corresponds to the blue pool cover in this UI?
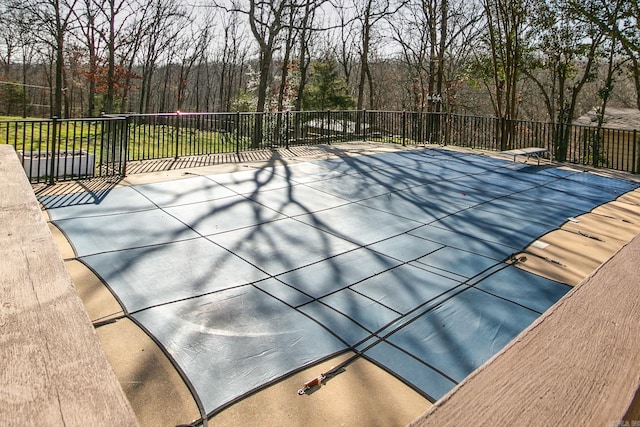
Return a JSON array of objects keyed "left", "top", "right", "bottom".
[{"left": 40, "top": 148, "right": 638, "bottom": 418}]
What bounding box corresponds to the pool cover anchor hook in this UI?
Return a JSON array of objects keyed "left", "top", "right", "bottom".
[{"left": 297, "top": 365, "right": 345, "bottom": 395}]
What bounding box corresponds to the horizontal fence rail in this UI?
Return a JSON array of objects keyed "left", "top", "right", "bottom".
[{"left": 2, "top": 111, "right": 639, "bottom": 183}]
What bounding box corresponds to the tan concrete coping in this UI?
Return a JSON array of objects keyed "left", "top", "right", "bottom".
[
  {"left": 410, "top": 231, "right": 640, "bottom": 426},
  {"left": 0, "top": 145, "right": 138, "bottom": 426}
]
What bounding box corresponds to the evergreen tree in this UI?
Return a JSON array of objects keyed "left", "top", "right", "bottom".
[
  {"left": 1, "top": 82, "right": 27, "bottom": 116},
  {"left": 302, "top": 59, "right": 355, "bottom": 110}
]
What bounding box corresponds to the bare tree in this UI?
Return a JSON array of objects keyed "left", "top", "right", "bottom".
[
  {"left": 0, "top": 2, "right": 18, "bottom": 77},
  {"left": 94, "top": 0, "right": 139, "bottom": 113},
  {"left": 522, "top": 0, "right": 618, "bottom": 160},
  {"left": 292, "top": 1, "right": 319, "bottom": 111},
  {"left": 18, "top": 0, "right": 79, "bottom": 117},
  {"left": 72, "top": 0, "right": 101, "bottom": 115},
  {"left": 331, "top": 0, "right": 358, "bottom": 95},
  {"left": 351, "top": 0, "right": 405, "bottom": 110},
  {"left": 277, "top": 0, "right": 326, "bottom": 111},
  {"left": 118, "top": 5, "right": 149, "bottom": 112},
  {"left": 479, "top": 0, "right": 536, "bottom": 149},
  {"left": 243, "top": 0, "right": 286, "bottom": 114},
  {"left": 626, "top": 0, "right": 640, "bottom": 109},
  {"left": 483, "top": 0, "right": 525, "bottom": 121},
  {"left": 1, "top": 3, "right": 42, "bottom": 117},
  {"left": 214, "top": 10, "right": 250, "bottom": 112},
  {"left": 178, "top": 23, "right": 213, "bottom": 111},
  {"left": 136, "top": 0, "right": 190, "bottom": 113},
  {"left": 275, "top": 9, "right": 298, "bottom": 112},
  {"left": 389, "top": 0, "right": 480, "bottom": 112},
  {"left": 569, "top": 0, "right": 640, "bottom": 109},
  {"left": 620, "top": 0, "right": 640, "bottom": 109},
  {"left": 217, "top": 0, "right": 325, "bottom": 144}
]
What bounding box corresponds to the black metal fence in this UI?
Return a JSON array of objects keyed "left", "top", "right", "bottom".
[
  {"left": 0, "top": 116, "right": 127, "bottom": 184},
  {"left": 2, "top": 110, "right": 639, "bottom": 183}
]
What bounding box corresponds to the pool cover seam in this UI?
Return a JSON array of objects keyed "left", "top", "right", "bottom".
[
  {"left": 144, "top": 159, "right": 572, "bottom": 321},
  {"left": 117, "top": 160, "right": 525, "bottom": 415},
  {"left": 204, "top": 258, "right": 515, "bottom": 419},
  {"left": 84, "top": 155, "right": 577, "bottom": 325},
  {"left": 48, "top": 148, "right": 625, "bottom": 421},
  {"left": 65, "top": 155, "right": 574, "bottom": 262},
  {"left": 285, "top": 259, "right": 518, "bottom": 405},
  {"left": 126, "top": 311, "right": 211, "bottom": 427},
  {"left": 361, "top": 343, "right": 456, "bottom": 402}
]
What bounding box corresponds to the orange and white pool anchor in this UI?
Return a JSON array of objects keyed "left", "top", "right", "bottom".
[
  {"left": 297, "top": 373, "right": 327, "bottom": 395},
  {"left": 297, "top": 366, "right": 342, "bottom": 395}
]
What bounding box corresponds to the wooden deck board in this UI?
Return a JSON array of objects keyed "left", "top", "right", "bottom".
[{"left": 0, "top": 145, "right": 138, "bottom": 426}]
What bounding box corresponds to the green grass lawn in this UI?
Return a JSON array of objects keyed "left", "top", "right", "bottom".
[{"left": 1, "top": 116, "right": 252, "bottom": 163}]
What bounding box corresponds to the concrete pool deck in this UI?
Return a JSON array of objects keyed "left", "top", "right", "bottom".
[{"left": 34, "top": 142, "right": 640, "bottom": 426}]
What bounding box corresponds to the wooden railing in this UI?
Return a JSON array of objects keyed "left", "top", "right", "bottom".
[{"left": 0, "top": 144, "right": 139, "bottom": 426}]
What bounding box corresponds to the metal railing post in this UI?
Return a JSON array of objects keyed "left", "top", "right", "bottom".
[
  {"left": 634, "top": 129, "right": 638, "bottom": 174},
  {"left": 122, "top": 115, "right": 131, "bottom": 177},
  {"left": 285, "top": 111, "right": 290, "bottom": 150},
  {"left": 235, "top": 112, "right": 240, "bottom": 155},
  {"left": 174, "top": 112, "right": 181, "bottom": 160},
  {"left": 326, "top": 110, "right": 331, "bottom": 145},
  {"left": 362, "top": 110, "right": 367, "bottom": 141},
  {"left": 49, "top": 116, "right": 58, "bottom": 185},
  {"left": 443, "top": 113, "right": 450, "bottom": 146},
  {"left": 402, "top": 111, "right": 406, "bottom": 146},
  {"left": 499, "top": 117, "right": 506, "bottom": 151}
]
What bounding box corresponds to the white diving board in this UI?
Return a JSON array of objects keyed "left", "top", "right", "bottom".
[{"left": 501, "top": 147, "right": 550, "bottom": 165}]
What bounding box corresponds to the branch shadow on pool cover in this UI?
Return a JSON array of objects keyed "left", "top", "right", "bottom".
[{"left": 41, "top": 148, "right": 637, "bottom": 421}]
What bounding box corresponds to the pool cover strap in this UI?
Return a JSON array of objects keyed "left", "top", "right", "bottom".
[{"left": 40, "top": 148, "right": 638, "bottom": 418}]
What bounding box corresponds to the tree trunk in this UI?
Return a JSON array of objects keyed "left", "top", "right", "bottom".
[{"left": 104, "top": 0, "right": 116, "bottom": 114}]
